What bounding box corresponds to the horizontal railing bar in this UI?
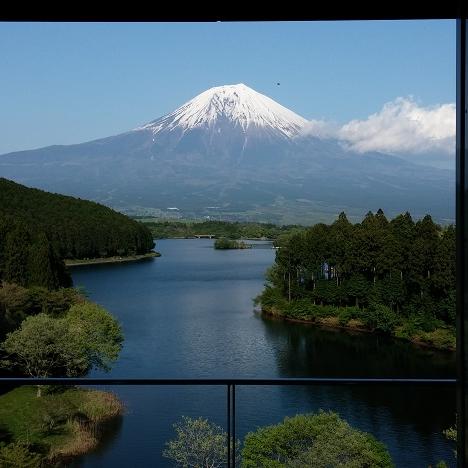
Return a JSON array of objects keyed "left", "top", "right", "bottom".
[{"left": 0, "top": 377, "right": 457, "bottom": 386}]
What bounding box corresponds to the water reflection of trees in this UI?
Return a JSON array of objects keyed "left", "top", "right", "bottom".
[
  {"left": 257, "top": 314, "right": 456, "bottom": 440},
  {"left": 258, "top": 314, "right": 455, "bottom": 378}
]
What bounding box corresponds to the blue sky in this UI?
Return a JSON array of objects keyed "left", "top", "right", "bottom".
[{"left": 0, "top": 20, "right": 455, "bottom": 155}]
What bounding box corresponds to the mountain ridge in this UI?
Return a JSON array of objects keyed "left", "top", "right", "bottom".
[{"left": 0, "top": 84, "right": 454, "bottom": 224}]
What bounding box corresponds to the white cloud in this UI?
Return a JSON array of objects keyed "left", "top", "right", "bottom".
[
  {"left": 301, "top": 97, "right": 455, "bottom": 167},
  {"left": 339, "top": 97, "right": 455, "bottom": 156},
  {"left": 300, "top": 119, "right": 339, "bottom": 139}
]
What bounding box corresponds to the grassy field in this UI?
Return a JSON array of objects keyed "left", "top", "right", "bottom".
[{"left": 0, "top": 386, "right": 124, "bottom": 463}]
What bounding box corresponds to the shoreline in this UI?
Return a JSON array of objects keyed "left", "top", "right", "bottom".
[
  {"left": 260, "top": 307, "right": 455, "bottom": 353},
  {"left": 49, "top": 389, "right": 124, "bottom": 464},
  {"left": 65, "top": 251, "right": 160, "bottom": 267},
  {"left": 152, "top": 236, "right": 274, "bottom": 241},
  {"left": 0, "top": 386, "right": 124, "bottom": 464}
]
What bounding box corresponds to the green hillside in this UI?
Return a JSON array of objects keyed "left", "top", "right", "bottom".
[
  {"left": 0, "top": 178, "right": 154, "bottom": 259},
  {"left": 0, "top": 178, "right": 155, "bottom": 289}
]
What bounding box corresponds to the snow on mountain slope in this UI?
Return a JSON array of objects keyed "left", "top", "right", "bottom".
[
  {"left": 138, "top": 83, "right": 307, "bottom": 139},
  {"left": 0, "top": 83, "right": 454, "bottom": 223}
]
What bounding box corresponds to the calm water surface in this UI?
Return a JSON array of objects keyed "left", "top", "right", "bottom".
[{"left": 72, "top": 239, "right": 456, "bottom": 467}]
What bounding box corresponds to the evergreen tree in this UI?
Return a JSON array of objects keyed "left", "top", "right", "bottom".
[
  {"left": 409, "top": 215, "right": 440, "bottom": 299},
  {"left": 344, "top": 274, "right": 369, "bottom": 307},
  {"left": 3, "top": 223, "right": 30, "bottom": 287},
  {"left": 28, "top": 232, "right": 71, "bottom": 290}
]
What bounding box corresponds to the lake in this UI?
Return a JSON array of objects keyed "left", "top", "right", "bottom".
[{"left": 71, "top": 239, "right": 456, "bottom": 467}]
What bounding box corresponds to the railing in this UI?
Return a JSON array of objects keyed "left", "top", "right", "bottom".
[{"left": 1, "top": 377, "right": 457, "bottom": 467}]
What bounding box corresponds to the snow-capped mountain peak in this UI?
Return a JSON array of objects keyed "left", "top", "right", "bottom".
[{"left": 139, "top": 83, "right": 308, "bottom": 139}]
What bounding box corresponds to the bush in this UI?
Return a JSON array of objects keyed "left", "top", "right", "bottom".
[
  {"left": 362, "top": 304, "right": 399, "bottom": 334},
  {"left": 0, "top": 442, "right": 43, "bottom": 467},
  {"left": 337, "top": 306, "right": 361, "bottom": 326},
  {"left": 241, "top": 411, "right": 393, "bottom": 467},
  {"left": 163, "top": 416, "right": 239, "bottom": 467},
  {"left": 283, "top": 299, "right": 316, "bottom": 319},
  {"left": 405, "top": 311, "right": 440, "bottom": 333},
  {"left": 417, "top": 328, "right": 456, "bottom": 350},
  {"left": 258, "top": 295, "right": 367, "bottom": 328},
  {"left": 394, "top": 322, "right": 416, "bottom": 341},
  {"left": 405, "top": 296, "right": 440, "bottom": 330},
  {"left": 282, "top": 301, "right": 363, "bottom": 326},
  {"left": 255, "top": 287, "right": 287, "bottom": 309}
]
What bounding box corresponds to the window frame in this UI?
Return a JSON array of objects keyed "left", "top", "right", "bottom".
[{"left": 0, "top": 11, "right": 465, "bottom": 466}]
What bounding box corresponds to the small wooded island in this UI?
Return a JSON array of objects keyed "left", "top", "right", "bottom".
[{"left": 214, "top": 237, "right": 252, "bottom": 249}]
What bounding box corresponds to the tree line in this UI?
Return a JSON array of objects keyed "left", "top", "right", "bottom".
[
  {"left": 258, "top": 210, "right": 455, "bottom": 349},
  {"left": 271, "top": 210, "right": 454, "bottom": 322},
  {"left": 142, "top": 219, "right": 302, "bottom": 240}
]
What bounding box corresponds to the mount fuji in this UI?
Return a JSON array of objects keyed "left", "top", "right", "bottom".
[{"left": 0, "top": 84, "right": 454, "bottom": 223}]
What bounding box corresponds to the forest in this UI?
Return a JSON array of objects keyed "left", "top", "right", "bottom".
[
  {"left": 0, "top": 178, "right": 155, "bottom": 289},
  {"left": 258, "top": 210, "right": 456, "bottom": 350}
]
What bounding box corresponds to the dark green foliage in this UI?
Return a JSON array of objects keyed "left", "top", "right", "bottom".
[
  {"left": 214, "top": 237, "right": 250, "bottom": 249},
  {"left": 28, "top": 232, "right": 71, "bottom": 290},
  {"left": 379, "top": 273, "right": 406, "bottom": 312},
  {"left": 362, "top": 304, "right": 400, "bottom": 334},
  {"left": 259, "top": 210, "right": 455, "bottom": 346},
  {"left": 241, "top": 411, "right": 393, "bottom": 467},
  {"left": 438, "top": 289, "right": 456, "bottom": 324},
  {"left": 0, "top": 282, "right": 84, "bottom": 339},
  {"left": 0, "top": 178, "right": 155, "bottom": 290},
  {"left": 343, "top": 274, "right": 369, "bottom": 308},
  {"left": 0, "top": 217, "right": 71, "bottom": 290},
  {"left": 253, "top": 285, "right": 286, "bottom": 309},
  {"left": 312, "top": 279, "right": 342, "bottom": 305},
  {"left": 0, "top": 178, "right": 154, "bottom": 261},
  {"left": 3, "top": 222, "right": 30, "bottom": 287},
  {"left": 336, "top": 306, "right": 361, "bottom": 326},
  {"left": 267, "top": 210, "right": 454, "bottom": 320}
]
